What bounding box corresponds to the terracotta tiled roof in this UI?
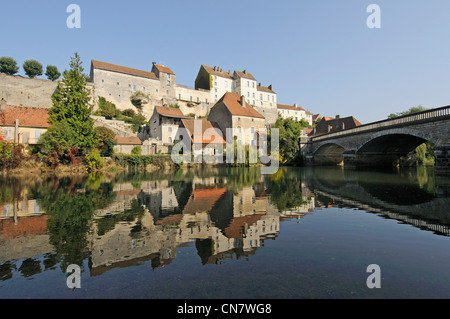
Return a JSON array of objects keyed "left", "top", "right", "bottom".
[
  {"left": 257, "top": 85, "right": 275, "bottom": 94},
  {"left": 217, "top": 92, "right": 265, "bottom": 119},
  {"left": 234, "top": 70, "right": 257, "bottom": 81},
  {"left": 114, "top": 136, "right": 142, "bottom": 145},
  {"left": 0, "top": 106, "right": 50, "bottom": 128},
  {"left": 155, "top": 106, "right": 188, "bottom": 119},
  {"left": 183, "top": 188, "right": 227, "bottom": 214},
  {"left": 224, "top": 214, "right": 264, "bottom": 239},
  {"left": 91, "top": 60, "right": 158, "bottom": 80},
  {"left": 155, "top": 214, "right": 183, "bottom": 226},
  {"left": 153, "top": 64, "right": 175, "bottom": 75},
  {"left": 180, "top": 118, "right": 226, "bottom": 144},
  {"left": 309, "top": 116, "right": 362, "bottom": 136},
  {"left": 202, "top": 65, "right": 234, "bottom": 79},
  {"left": 0, "top": 215, "right": 48, "bottom": 238}
]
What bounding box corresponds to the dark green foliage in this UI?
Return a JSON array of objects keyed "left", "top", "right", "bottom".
[
  {"left": 23, "top": 59, "right": 43, "bottom": 78},
  {"left": 96, "top": 96, "right": 117, "bottom": 119},
  {"left": 0, "top": 56, "right": 19, "bottom": 75},
  {"left": 0, "top": 142, "right": 24, "bottom": 170},
  {"left": 95, "top": 126, "right": 116, "bottom": 157},
  {"left": 130, "top": 91, "right": 149, "bottom": 109},
  {"left": 45, "top": 65, "right": 61, "bottom": 81},
  {"left": 47, "top": 52, "right": 96, "bottom": 155},
  {"left": 34, "top": 176, "right": 116, "bottom": 270},
  {"left": 388, "top": 105, "right": 428, "bottom": 119},
  {"left": 266, "top": 168, "right": 307, "bottom": 212},
  {"left": 113, "top": 154, "right": 173, "bottom": 169},
  {"left": 38, "top": 121, "right": 79, "bottom": 167},
  {"left": 271, "top": 116, "right": 310, "bottom": 164}
]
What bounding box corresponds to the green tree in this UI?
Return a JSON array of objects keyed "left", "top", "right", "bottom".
[
  {"left": 23, "top": 59, "right": 43, "bottom": 78},
  {"left": 45, "top": 65, "right": 61, "bottom": 81},
  {"left": 48, "top": 52, "right": 96, "bottom": 155},
  {"left": 95, "top": 126, "right": 116, "bottom": 157},
  {"left": 271, "top": 116, "right": 309, "bottom": 164},
  {"left": 96, "top": 96, "right": 117, "bottom": 119},
  {"left": 130, "top": 91, "right": 149, "bottom": 110},
  {"left": 0, "top": 57, "right": 19, "bottom": 75},
  {"left": 388, "top": 105, "right": 428, "bottom": 119},
  {"left": 38, "top": 121, "right": 79, "bottom": 166}
]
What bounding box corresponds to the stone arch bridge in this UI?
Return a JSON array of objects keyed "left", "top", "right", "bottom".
[{"left": 302, "top": 105, "right": 450, "bottom": 174}]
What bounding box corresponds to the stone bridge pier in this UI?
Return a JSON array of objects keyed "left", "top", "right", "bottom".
[{"left": 302, "top": 106, "right": 450, "bottom": 174}]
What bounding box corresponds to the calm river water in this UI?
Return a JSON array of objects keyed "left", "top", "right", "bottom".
[{"left": 0, "top": 166, "right": 449, "bottom": 299}]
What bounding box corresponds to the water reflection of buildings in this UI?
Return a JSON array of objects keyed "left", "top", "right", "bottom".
[
  {"left": 0, "top": 175, "right": 315, "bottom": 277},
  {"left": 0, "top": 199, "right": 51, "bottom": 264},
  {"left": 88, "top": 178, "right": 289, "bottom": 275}
]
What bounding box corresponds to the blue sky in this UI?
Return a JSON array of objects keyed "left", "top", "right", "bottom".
[{"left": 2, "top": 0, "right": 450, "bottom": 123}]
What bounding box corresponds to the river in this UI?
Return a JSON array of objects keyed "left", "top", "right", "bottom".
[{"left": 0, "top": 166, "right": 449, "bottom": 299}]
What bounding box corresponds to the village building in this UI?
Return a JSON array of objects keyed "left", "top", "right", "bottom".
[
  {"left": 0, "top": 99, "right": 50, "bottom": 147},
  {"left": 195, "top": 65, "right": 278, "bottom": 124},
  {"left": 90, "top": 60, "right": 213, "bottom": 119},
  {"left": 149, "top": 106, "right": 190, "bottom": 145},
  {"left": 309, "top": 115, "right": 362, "bottom": 136},
  {"left": 176, "top": 118, "right": 226, "bottom": 157},
  {"left": 277, "top": 103, "right": 313, "bottom": 125},
  {"left": 207, "top": 92, "right": 266, "bottom": 145},
  {"left": 113, "top": 136, "right": 143, "bottom": 154}
]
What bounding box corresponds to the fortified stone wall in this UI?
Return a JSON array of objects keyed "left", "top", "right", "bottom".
[{"left": 0, "top": 74, "right": 58, "bottom": 108}]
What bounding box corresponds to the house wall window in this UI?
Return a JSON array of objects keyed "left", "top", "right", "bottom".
[
  {"left": 3, "top": 128, "right": 12, "bottom": 140},
  {"left": 35, "top": 129, "right": 42, "bottom": 139}
]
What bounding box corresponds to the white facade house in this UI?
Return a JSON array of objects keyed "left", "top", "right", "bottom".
[
  {"left": 277, "top": 104, "right": 313, "bottom": 125},
  {"left": 195, "top": 65, "right": 278, "bottom": 124}
]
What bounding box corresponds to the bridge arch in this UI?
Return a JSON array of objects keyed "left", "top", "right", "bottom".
[
  {"left": 354, "top": 128, "right": 435, "bottom": 167},
  {"left": 313, "top": 142, "right": 347, "bottom": 166},
  {"left": 355, "top": 128, "right": 438, "bottom": 151}
]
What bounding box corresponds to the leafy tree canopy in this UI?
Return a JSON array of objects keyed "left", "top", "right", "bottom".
[
  {"left": 0, "top": 56, "right": 19, "bottom": 75},
  {"left": 23, "top": 59, "right": 43, "bottom": 78},
  {"left": 45, "top": 65, "right": 61, "bottom": 81},
  {"left": 47, "top": 52, "right": 96, "bottom": 155},
  {"left": 388, "top": 105, "right": 428, "bottom": 119}
]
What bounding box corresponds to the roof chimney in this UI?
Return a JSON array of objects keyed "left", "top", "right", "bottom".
[
  {"left": 259, "top": 82, "right": 261, "bottom": 86},
  {"left": 152, "top": 62, "right": 156, "bottom": 65},
  {"left": 243, "top": 70, "right": 247, "bottom": 74},
  {"left": 294, "top": 103, "right": 298, "bottom": 108},
  {"left": 240, "top": 95, "right": 246, "bottom": 107},
  {"left": 268, "top": 85, "right": 273, "bottom": 90},
  {"left": 0, "top": 98, "right": 6, "bottom": 111},
  {"left": 335, "top": 115, "right": 340, "bottom": 119}
]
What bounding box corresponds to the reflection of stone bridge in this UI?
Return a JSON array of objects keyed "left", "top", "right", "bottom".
[
  {"left": 302, "top": 168, "right": 450, "bottom": 236},
  {"left": 303, "top": 106, "right": 450, "bottom": 173}
]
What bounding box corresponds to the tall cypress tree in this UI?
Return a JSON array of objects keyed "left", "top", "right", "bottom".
[{"left": 49, "top": 52, "right": 96, "bottom": 155}]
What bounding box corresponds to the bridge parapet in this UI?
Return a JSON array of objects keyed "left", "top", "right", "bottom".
[{"left": 310, "top": 105, "right": 450, "bottom": 143}]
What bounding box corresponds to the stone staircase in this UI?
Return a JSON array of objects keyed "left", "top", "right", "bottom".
[{"left": 91, "top": 115, "right": 137, "bottom": 137}]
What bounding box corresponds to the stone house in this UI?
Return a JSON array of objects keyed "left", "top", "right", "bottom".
[
  {"left": 195, "top": 65, "right": 278, "bottom": 124},
  {"left": 149, "top": 106, "right": 190, "bottom": 145},
  {"left": 0, "top": 99, "right": 50, "bottom": 147},
  {"left": 114, "top": 136, "right": 142, "bottom": 154},
  {"left": 309, "top": 115, "right": 362, "bottom": 136},
  {"left": 176, "top": 118, "right": 226, "bottom": 156},
  {"left": 90, "top": 60, "right": 179, "bottom": 119},
  {"left": 207, "top": 92, "right": 266, "bottom": 145}
]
